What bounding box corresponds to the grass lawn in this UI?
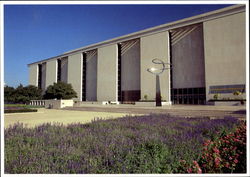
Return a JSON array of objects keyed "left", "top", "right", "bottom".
[{"left": 4, "top": 108, "right": 131, "bottom": 128}]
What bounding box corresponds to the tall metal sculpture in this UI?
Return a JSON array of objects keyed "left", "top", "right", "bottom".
[{"left": 147, "top": 59, "right": 171, "bottom": 106}]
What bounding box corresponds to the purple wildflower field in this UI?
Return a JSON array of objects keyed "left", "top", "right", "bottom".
[{"left": 5, "top": 114, "right": 246, "bottom": 174}]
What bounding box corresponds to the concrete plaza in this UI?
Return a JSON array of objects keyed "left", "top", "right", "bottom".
[
  {"left": 64, "top": 104, "right": 246, "bottom": 119},
  {"left": 5, "top": 104, "right": 246, "bottom": 128},
  {"left": 4, "top": 109, "right": 128, "bottom": 128}
]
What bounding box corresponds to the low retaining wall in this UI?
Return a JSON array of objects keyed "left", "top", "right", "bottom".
[
  {"left": 208, "top": 101, "right": 245, "bottom": 106},
  {"left": 74, "top": 101, "right": 100, "bottom": 107},
  {"left": 45, "top": 100, "right": 74, "bottom": 109},
  {"left": 135, "top": 101, "right": 172, "bottom": 106},
  {"left": 30, "top": 100, "right": 74, "bottom": 109},
  {"left": 30, "top": 100, "right": 45, "bottom": 106},
  {"left": 74, "top": 101, "right": 120, "bottom": 107}
]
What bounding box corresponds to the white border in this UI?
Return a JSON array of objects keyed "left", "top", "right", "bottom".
[
  {"left": 0, "top": 1, "right": 248, "bottom": 5},
  {"left": 1, "top": 1, "right": 4, "bottom": 176},
  {"left": 1, "top": 1, "right": 249, "bottom": 177},
  {"left": 245, "top": 1, "right": 249, "bottom": 176}
]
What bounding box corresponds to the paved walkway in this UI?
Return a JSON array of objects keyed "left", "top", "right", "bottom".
[
  {"left": 4, "top": 109, "right": 128, "bottom": 128},
  {"left": 63, "top": 104, "right": 247, "bottom": 119}
]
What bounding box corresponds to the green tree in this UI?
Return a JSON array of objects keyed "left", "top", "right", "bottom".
[
  {"left": 4, "top": 84, "right": 42, "bottom": 104},
  {"left": 43, "top": 81, "right": 77, "bottom": 99},
  {"left": 23, "top": 85, "right": 43, "bottom": 100},
  {"left": 4, "top": 85, "right": 15, "bottom": 103},
  {"left": 14, "top": 84, "right": 25, "bottom": 103}
]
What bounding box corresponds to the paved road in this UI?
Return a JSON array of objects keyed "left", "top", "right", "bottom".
[{"left": 63, "top": 105, "right": 246, "bottom": 119}]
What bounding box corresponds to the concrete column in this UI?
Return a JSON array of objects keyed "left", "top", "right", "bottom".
[
  {"left": 140, "top": 31, "right": 171, "bottom": 103},
  {"left": 45, "top": 59, "right": 57, "bottom": 88},
  {"left": 97, "top": 44, "right": 118, "bottom": 101},
  {"left": 68, "top": 53, "right": 82, "bottom": 101},
  {"left": 29, "top": 64, "right": 38, "bottom": 86},
  {"left": 61, "top": 57, "right": 68, "bottom": 83}
]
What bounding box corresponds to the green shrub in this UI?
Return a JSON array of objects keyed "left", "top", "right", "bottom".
[
  {"left": 213, "top": 94, "right": 219, "bottom": 100},
  {"left": 178, "top": 121, "right": 246, "bottom": 173},
  {"left": 4, "top": 108, "right": 37, "bottom": 113},
  {"left": 43, "top": 81, "right": 77, "bottom": 99},
  {"left": 233, "top": 91, "right": 242, "bottom": 96},
  {"left": 199, "top": 121, "right": 246, "bottom": 173},
  {"left": 5, "top": 115, "right": 243, "bottom": 174},
  {"left": 5, "top": 104, "right": 44, "bottom": 109}
]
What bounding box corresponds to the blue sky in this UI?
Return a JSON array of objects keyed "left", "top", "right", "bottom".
[{"left": 4, "top": 4, "right": 233, "bottom": 87}]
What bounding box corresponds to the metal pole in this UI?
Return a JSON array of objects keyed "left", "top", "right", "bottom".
[
  {"left": 156, "top": 74, "right": 162, "bottom": 106},
  {"left": 147, "top": 58, "right": 171, "bottom": 107}
]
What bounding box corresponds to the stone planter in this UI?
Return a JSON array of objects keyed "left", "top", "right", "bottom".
[
  {"left": 45, "top": 99, "right": 74, "bottom": 109},
  {"left": 135, "top": 101, "right": 172, "bottom": 106},
  {"left": 208, "top": 100, "right": 245, "bottom": 106}
]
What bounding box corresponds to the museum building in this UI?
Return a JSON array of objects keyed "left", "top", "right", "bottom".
[{"left": 28, "top": 5, "right": 246, "bottom": 105}]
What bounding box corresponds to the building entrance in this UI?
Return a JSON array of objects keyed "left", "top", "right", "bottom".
[{"left": 171, "top": 87, "right": 206, "bottom": 105}]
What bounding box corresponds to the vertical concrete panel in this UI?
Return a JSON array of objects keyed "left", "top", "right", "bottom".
[
  {"left": 86, "top": 50, "right": 97, "bottom": 101},
  {"left": 203, "top": 12, "right": 246, "bottom": 100},
  {"left": 140, "top": 31, "right": 171, "bottom": 102},
  {"left": 171, "top": 24, "right": 205, "bottom": 88},
  {"left": 29, "top": 64, "right": 38, "bottom": 86},
  {"left": 61, "top": 57, "right": 68, "bottom": 83},
  {"left": 97, "top": 44, "right": 118, "bottom": 101},
  {"left": 68, "top": 53, "right": 82, "bottom": 101},
  {"left": 45, "top": 59, "right": 57, "bottom": 88},
  {"left": 121, "top": 40, "right": 140, "bottom": 91},
  {"left": 41, "top": 63, "right": 46, "bottom": 91}
]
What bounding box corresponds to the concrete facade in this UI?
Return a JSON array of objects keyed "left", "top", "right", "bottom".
[
  {"left": 45, "top": 60, "right": 57, "bottom": 88},
  {"left": 203, "top": 12, "right": 246, "bottom": 100},
  {"left": 140, "top": 31, "right": 171, "bottom": 102},
  {"left": 171, "top": 23, "right": 205, "bottom": 89},
  {"left": 29, "top": 64, "right": 38, "bottom": 86},
  {"left": 60, "top": 57, "right": 68, "bottom": 83},
  {"left": 97, "top": 44, "right": 118, "bottom": 101},
  {"left": 86, "top": 50, "right": 98, "bottom": 101},
  {"left": 28, "top": 5, "right": 246, "bottom": 105},
  {"left": 121, "top": 40, "right": 140, "bottom": 91},
  {"left": 121, "top": 39, "right": 141, "bottom": 101},
  {"left": 67, "top": 53, "right": 82, "bottom": 101}
]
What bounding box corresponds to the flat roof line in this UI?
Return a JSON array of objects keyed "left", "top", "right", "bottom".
[{"left": 28, "top": 4, "right": 245, "bottom": 66}]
